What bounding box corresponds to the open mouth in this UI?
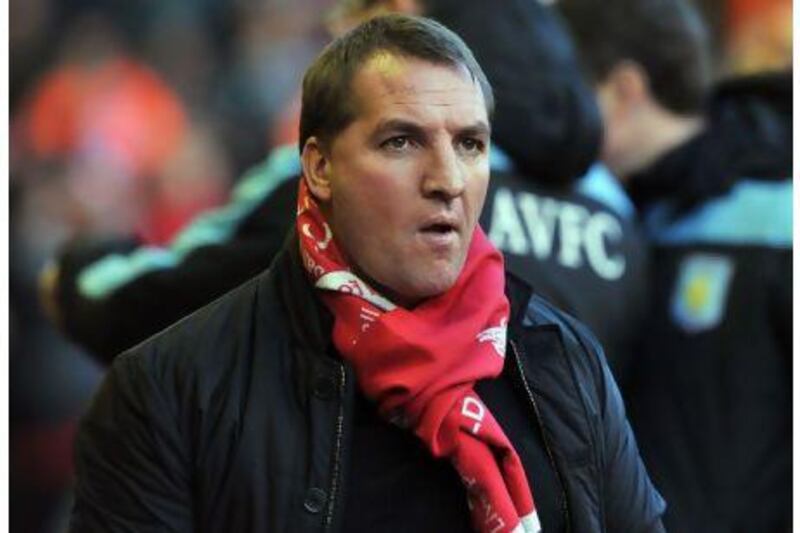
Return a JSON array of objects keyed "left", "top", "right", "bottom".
[
  {"left": 418, "top": 218, "right": 460, "bottom": 248},
  {"left": 422, "top": 223, "right": 457, "bottom": 234}
]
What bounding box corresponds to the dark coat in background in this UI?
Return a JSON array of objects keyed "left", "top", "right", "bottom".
[
  {"left": 425, "top": 0, "right": 602, "bottom": 187},
  {"left": 626, "top": 71, "right": 792, "bottom": 532}
]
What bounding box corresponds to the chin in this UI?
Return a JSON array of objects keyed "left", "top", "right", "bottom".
[
  {"left": 368, "top": 255, "right": 466, "bottom": 307},
  {"left": 402, "top": 266, "right": 461, "bottom": 304}
]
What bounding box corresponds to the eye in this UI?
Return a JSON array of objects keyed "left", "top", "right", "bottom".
[
  {"left": 457, "top": 137, "right": 486, "bottom": 155},
  {"left": 381, "top": 135, "right": 413, "bottom": 151}
]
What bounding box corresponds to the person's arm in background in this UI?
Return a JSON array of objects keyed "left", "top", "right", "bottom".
[{"left": 41, "top": 146, "right": 301, "bottom": 363}]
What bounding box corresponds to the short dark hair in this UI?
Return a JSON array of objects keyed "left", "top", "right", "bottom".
[
  {"left": 299, "top": 13, "right": 494, "bottom": 151},
  {"left": 558, "top": 0, "right": 712, "bottom": 114}
]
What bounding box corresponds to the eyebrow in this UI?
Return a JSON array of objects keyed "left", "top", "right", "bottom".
[
  {"left": 457, "top": 122, "right": 492, "bottom": 139},
  {"left": 370, "top": 118, "right": 491, "bottom": 140}
]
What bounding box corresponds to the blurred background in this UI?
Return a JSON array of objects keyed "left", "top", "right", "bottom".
[{"left": 7, "top": 0, "right": 792, "bottom": 531}]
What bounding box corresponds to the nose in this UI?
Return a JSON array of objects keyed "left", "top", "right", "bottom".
[{"left": 421, "top": 143, "right": 466, "bottom": 201}]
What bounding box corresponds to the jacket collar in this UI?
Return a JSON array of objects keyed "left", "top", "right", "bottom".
[
  {"left": 275, "top": 231, "right": 335, "bottom": 356},
  {"left": 272, "top": 232, "right": 340, "bottom": 403},
  {"left": 505, "top": 270, "right": 534, "bottom": 332}
]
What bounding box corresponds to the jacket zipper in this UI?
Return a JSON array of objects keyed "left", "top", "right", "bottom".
[
  {"left": 324, "top": 364, "right": 346, "bottom": 532},
  {"left": 509, "top": 339, "right": 571, "bottom": 532}
]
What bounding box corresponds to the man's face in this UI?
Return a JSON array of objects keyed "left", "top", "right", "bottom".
[{"left": 307, "top": 53, "right": 491, "bottom": 307}]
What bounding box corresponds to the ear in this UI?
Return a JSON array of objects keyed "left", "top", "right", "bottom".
[
  {"left": 606, "top": 61, "right": 650, "bottom": 112},
  {"left": 301, "top": 136, "right": 332, "bottom": 202}
]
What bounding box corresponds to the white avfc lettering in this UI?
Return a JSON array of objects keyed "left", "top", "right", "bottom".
[
  {"left": 490, "top": 188, "right": 529, "bottom": 255},
  {"left": 461, "top": 396, "right": 486, "bottom": 435},
  {"left": 557, "top": 202, "right": 586, "bottom": 268},
  {"left": 488, "top": 187, "right": 626, "bottom": 280},
  {"left": 517, "top": 193, "right": 560, "bottom": 259},
  {"left": 585, "top": 211, "right": 626, "bottom": 280}
]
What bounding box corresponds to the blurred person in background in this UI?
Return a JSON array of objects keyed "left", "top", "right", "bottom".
[
  {"left": 42, "top": 0, "right": 649, "bottom": 388},
  {"left": 10, "top": 2, "right": 321, "bottom": 531},
  {"left": 205, "top": 0, "right": 333, "bottom": 169},
  {"left": 11, "top": 8, "right": 233, "bottom": 257},
  {"left": 691, "top": 0, "right": 792, "bottom": 77},
  {"left": 558, "top": 0, "right": 792, "bottom": 530},
  {"left": 9, "top": 10, "right": 194, "bottom": 533},
  {"left": 14, "top": 11, "right": 190, "bottom": 239},
  {"left": 723, "top": 0, "right": 792, "bottom": 75}
]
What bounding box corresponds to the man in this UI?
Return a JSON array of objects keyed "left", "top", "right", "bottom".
[
  {"left": 559, "top": 0, "right": 792, "bottom": 530},
  {"left": 45, "top": 0, "right": 647, "bottom": 381},
  {"left": 70, "top": 15, "right": 665, "bottom": 532}
]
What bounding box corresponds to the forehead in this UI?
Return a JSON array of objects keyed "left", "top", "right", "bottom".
[{"left": 348, "top": 52, "right": 489, "bottom": 127}]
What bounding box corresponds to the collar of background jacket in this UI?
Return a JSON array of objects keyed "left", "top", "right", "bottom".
[{"left": 627, "top": 70, "right": 792, "bottom": 213}]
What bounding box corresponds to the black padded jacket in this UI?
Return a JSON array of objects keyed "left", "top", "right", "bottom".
[{"left": 69, "top": 237, "right": 665, "bottom": 532}]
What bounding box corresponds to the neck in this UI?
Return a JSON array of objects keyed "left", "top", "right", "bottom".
[
  {"left": 355, "top": 265, "right": 423, "bottom": 310},
  {"left": 616, "top": 108, "right": 705, "bottom": 181}
]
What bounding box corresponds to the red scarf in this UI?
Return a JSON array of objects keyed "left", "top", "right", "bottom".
[{"left": 297, "top": 179, "right": 541, "bottom": 533}]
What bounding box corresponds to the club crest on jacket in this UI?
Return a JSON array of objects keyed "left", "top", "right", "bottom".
[{"left": 671, "top": 254, "right": 734, "bottom": 333}]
